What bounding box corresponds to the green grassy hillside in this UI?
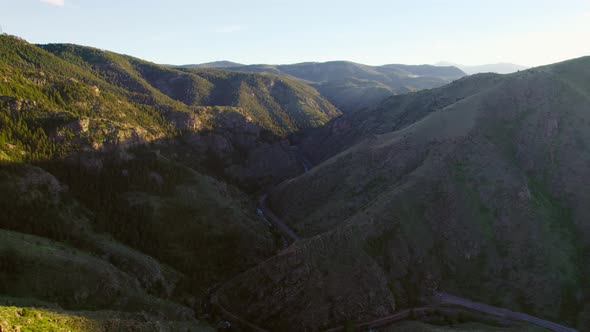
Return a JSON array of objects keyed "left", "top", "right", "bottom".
[
  {"left": 0, "top": 298, "right": 214, "bottom": 332},
  {"left": 217, "top": 58, "right": 590, "bottom": 330}
]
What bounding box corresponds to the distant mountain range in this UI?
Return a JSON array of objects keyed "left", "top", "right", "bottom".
[
  {"left": 183, "top": 61, "right": 466, "bottom": 113},
  {"left": 436, "top": 61, "right": 528, "bottom": 74}
]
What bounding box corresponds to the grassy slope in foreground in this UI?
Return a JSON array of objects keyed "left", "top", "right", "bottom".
[{"left": 0, "top": 299, "right": 213, "bottom": 332}]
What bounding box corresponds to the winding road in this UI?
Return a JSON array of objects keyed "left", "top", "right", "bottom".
[
  {"left": 323, "top": 295, "right": 579, "bottom": 332},
  {"left": 257, "top": 194, "right": 301, "bottom": 243},
  {"left": 255, "top": 151, "right": 308, "bottom": 246},
  {"left": 435, "top": 293, "right": 577, "bottom": 332}
]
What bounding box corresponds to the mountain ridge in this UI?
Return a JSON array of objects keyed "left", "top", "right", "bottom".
[{"left": 184, "top": 60, "right": 466, "bottom": 113}]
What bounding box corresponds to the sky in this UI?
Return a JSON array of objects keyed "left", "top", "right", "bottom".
[{"left": 1, "top": 0, "right": 589, "bottom": 67}]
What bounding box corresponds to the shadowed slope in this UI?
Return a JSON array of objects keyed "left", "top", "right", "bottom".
[{"left": 217, "top": 58, "right": 590, "bottom": 330}]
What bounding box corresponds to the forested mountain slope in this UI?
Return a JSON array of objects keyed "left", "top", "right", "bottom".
[
  {"left": 188, "top": 61, "right": 466, "bottom": 113},
  {"left": 217, "top": 57, "right": 590, "bottom": 330},
  {"left": 0, "top": 35, "right": 340, "bottom": 330}
]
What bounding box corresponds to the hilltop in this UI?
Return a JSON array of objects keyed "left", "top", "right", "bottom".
[{"left": 182, "top": 61, "right": 245, "bottom": 69}]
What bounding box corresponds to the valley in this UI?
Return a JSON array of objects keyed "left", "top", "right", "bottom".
[{"left": 0, "top": 33, "right": 587, "bottom": 332}]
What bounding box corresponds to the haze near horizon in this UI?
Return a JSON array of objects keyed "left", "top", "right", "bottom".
[{"left": 1, "top": 0, "right": 589, "bottom": 67}]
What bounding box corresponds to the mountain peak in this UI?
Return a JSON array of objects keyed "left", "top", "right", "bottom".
[
  {"left": 436, "top": 61, "right": 528, "bottom": 74},
  {"left": 180, "top": 60, "right": 244, "bottom": 69}
]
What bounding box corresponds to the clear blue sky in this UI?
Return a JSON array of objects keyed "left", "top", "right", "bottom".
[{"left": 1, "top": 0, "right": 589, "bottom": 67}]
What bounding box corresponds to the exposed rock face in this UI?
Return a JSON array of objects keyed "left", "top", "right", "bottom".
[
  {"left": 197, "top": 107, "right": 261, "bottom": 149},
  {"left": 0, "top": 96, "right": 37, "bottom": 112},
  {"left": 100, "top": 126, "right": 151, "bottom": 152},
  {"left": 73, "top": 118, "right": 91, "bottom": 133},
  {"left": 91, "top": 85, "right": 100, "bottom": 96},
  {"left": 165, "top": 111, "right": 203, "bottom": 131},
  {"left": 17, "top": 166, "right": 66, "bottom": 204}
]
